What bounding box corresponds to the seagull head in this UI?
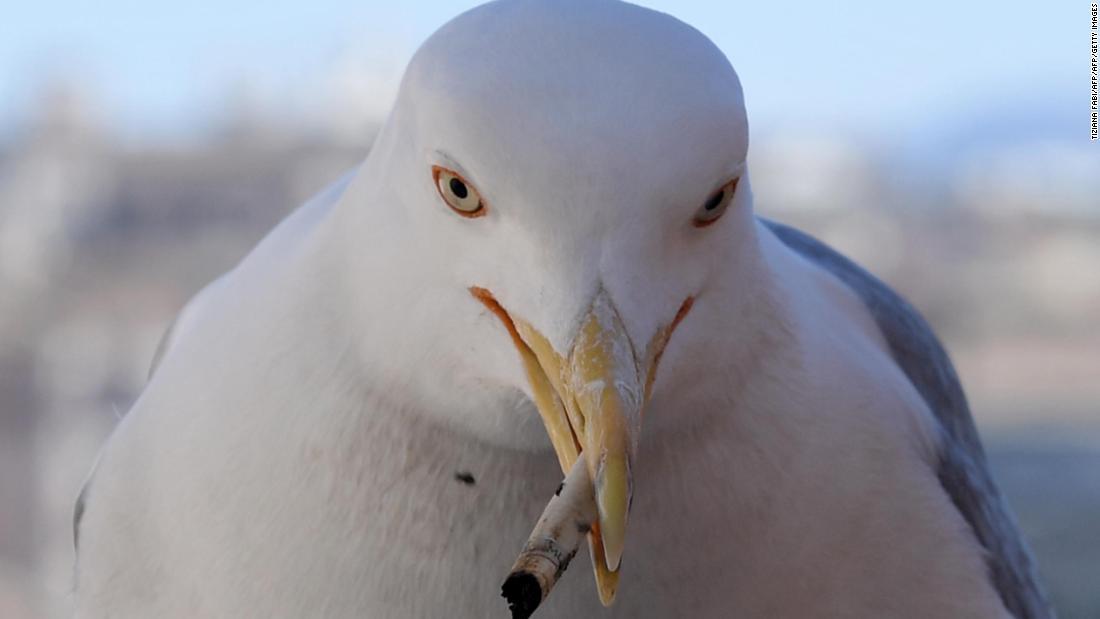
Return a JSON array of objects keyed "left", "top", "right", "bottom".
[{"left": 338, "top": 0, "right": 752, "bottom": 603}]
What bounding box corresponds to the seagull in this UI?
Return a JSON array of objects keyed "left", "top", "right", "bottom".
[{"left": 73, "top": 0, "right": 1052, "bottom": 617}]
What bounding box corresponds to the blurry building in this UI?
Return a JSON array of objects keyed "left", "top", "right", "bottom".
[{"left": 0, "top": 82, "right": 367, "bottom": 617}]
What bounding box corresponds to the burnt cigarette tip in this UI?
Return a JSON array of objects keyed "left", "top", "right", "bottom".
[{"left": 501, "top": 570, "right": 542, "bottom": 619}]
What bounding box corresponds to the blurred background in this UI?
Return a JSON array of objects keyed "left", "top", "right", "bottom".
[{"left": 0, "top": 0, "right": 1097, "bottom": 616}]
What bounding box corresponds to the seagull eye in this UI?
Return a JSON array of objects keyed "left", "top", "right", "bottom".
[
  {"left": 433, "top": 166, "right": 485, "bottom": 217},
  {"left": 692, "top": 178, "right": 738, "bottom": 227}
]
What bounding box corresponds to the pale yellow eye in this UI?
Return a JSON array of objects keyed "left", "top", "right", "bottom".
[
  {"left": 433, "top": 166, "right": 485, "bottom": 217},
  {"left": 693, "top": 178, "right": 738, "bottom": 227}
]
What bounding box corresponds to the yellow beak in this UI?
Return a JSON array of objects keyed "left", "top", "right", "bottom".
[{"left": 470, "top": 286, "right": 692, "bottom": 605}]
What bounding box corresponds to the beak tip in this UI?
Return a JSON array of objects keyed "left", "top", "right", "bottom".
[
  {"left": 593, "top": 454, "right": 631, "bottom": 574},
  {"left": 597, "top": 505, "right": 627, "bottom": 572},
  {"left": 604, "top": 542, "right": 623, "bottom": 572}
]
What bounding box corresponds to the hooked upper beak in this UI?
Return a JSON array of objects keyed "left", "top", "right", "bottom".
[{"left": 471, "top": 286, "right": 693, "bottom": 605}]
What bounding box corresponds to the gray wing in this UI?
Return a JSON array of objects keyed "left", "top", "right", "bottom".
[{"left": 765, "top": 219, "right": 1053, "bottom": 619}]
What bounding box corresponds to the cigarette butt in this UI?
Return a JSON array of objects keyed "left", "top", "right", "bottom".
[{"left": 501, "top": 456, "right": 597, "bottom": 619}]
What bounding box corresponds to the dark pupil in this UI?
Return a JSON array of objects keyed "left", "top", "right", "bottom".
[
  {"left": 449, "top": 177, "right": 469, "bottom": 200},
  {"left": 704, "top": 190, "right": 724, "bottom": 211}
]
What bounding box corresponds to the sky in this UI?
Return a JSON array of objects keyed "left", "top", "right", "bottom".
[{"left": 0, "top": 0, "right": 1088, "bottom": 146}]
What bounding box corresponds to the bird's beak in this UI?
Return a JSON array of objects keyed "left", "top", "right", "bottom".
[{"left": 470, "top": 286, "right": 692, "bottom": 605}]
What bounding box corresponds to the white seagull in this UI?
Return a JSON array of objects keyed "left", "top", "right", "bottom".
[{"left": 73, "top": 1, "right": 1051, "bottom": 617}]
